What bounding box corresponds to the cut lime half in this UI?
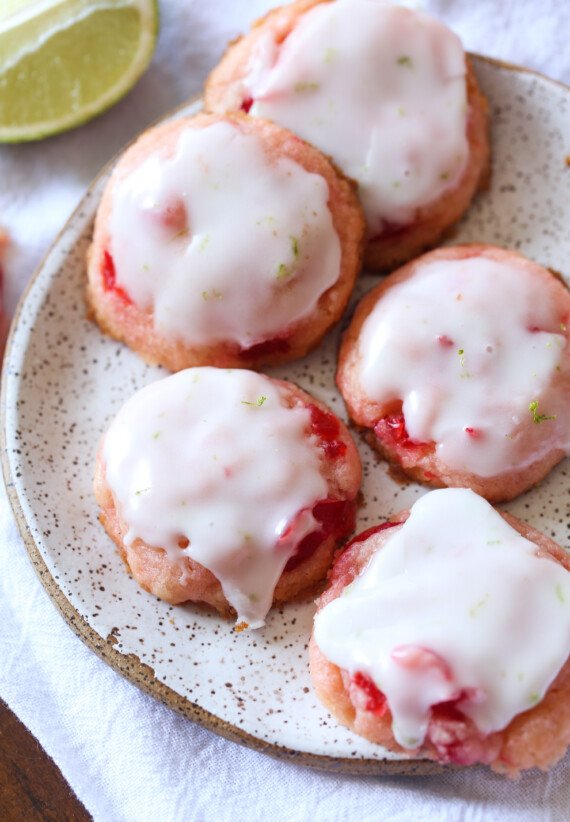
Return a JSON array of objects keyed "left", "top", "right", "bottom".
[{"left": 0, "top": 0, "right": 159, "bottom": 142}]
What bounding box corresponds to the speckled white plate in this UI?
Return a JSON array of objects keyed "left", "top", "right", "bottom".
[{"left": 2, "top": 56, "right": 570, "bottom": 775}]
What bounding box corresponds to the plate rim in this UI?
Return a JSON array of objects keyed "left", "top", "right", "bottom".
[{"left": 2, "top": 54, "right": 568, "bottom": 776}]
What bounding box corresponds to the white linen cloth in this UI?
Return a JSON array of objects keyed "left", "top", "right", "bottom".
[{"left": 1, "top": 2, "right": 569, "bottom": 819}]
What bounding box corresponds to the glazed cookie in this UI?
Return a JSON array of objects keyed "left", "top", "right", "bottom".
[
  {"left": 310, "top": 488, "right": 570, "bottom": 777},
  {"left": 87, "top": 112, "right": 364, "bottom": 371},
  {"left": 205, "top": 0, "right": 490, "bottom": 269},
  {"left": 337, "top": 245, "right": 570, "bottom": 502},
  {"left": 94, "top": 367, "right": 362, "bottom": 629}
]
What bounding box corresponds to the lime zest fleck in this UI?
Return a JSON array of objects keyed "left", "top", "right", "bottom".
[
  {"left": 397, "top": 55, "right": 413, "bottom": 68},
  {"left": 290, "top": 235, "right": 299, "bottom": 259},
  {"left": 528, "top": 400, "right": 557, "bottom": 424},
  {"left": 152, "top": 431, "right": 161, "bottom": 440},
  {"left": 135, "top": 487, "right": 151, "bottom": 496},
  {"left": 469, "top": 592, "right": 490, "bottom": 618},
  {"left": 324, "top": 47, "right": 337, "bottom": 64},
  {"left": 201, "top": 288, "right": 223, "bottom": 301},
  {"left": 440, "top": 170, "right": 450, "bottom": 181},
  {"left": 198, "top": 234, "right": 210, "bottom": 252},
  {"left": 241, "top": 395, "right": 268, "bottom": 408},
  {"left": 294, "top": 81, "right": 320, "bottom": 92},
  {"left": 529, "top": 692, "right": 540, "bottom": 704},
  {"left": 276, "top": 262, "right": 290, "bottom": 280},
  {"left": 458, "top": 348, "right": 465, "bottom": 368},
  {"left": 556, "top": 583, "right": 566, "bottom": 604}
]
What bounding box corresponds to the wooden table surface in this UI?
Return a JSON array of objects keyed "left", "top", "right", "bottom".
[{"left": 0, "top": 700, "right": 90, "bottom": 821}]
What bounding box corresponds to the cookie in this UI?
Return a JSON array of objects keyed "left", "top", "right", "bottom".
[
  {"left": 337, "top": 245, "right": 570, "bottom": 502},
  {"left": 205, "top": 0, "right": 490, "bottom": 269},
  {"left": 94, "top": 367, "right": 362, "bottom": 629},
  {"left": 87, "top": 112, "right": 364, "bottom": 370},
  {"left": 310, "top": 488, "right": 570, "bottom": 776}
]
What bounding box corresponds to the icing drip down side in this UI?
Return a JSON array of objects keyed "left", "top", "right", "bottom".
[
  {"left": 357, "top": 257, "right": 569, "bottom": 477},
  {"left": 102, "top": 369, "right": 329, "bottom": 628},
  {"left": 314, "top": 488, "right": 570, "bottom": 749},
  {"left": 243, "top": 0, "right": 468, "bottom": 234},
  {"left": 107, "top": 121, "right": 341, "bottom": 348}
]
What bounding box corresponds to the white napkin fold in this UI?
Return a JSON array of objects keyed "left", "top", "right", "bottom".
[{"left": 1, "top": 2, "right": 569, "bottom": 820}]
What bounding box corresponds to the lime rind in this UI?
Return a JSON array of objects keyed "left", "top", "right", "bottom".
[{"left": 0, "top": 0, "right": 159, "bottom": 142}]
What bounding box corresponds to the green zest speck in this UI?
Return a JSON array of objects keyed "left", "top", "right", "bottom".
[
  {"left": 202, "top": 288, "right": 223, "bottom": 301},
  {"left": 294, "top": 81, "right": 320, "bottom": 93},
  {"left": 397, "top": 55, "right": 413, "bottom": 68},
  {"left": 241, "top": 395, "right": 268, "bottom": 407},
  {"left": 290, "top": 235, "right": 299, "bottom": 259},
  {"left": 556, "top": 583, "right": 566, "bottom": 604},
  {"left": 528, "top": 400, "right": 557, "bottom": 424},
  {"left": 458, "top": 348, "right": 465, "bottom": 368},
  {"left": 276, "top": 262, "right": 290, "bottom": 280}
]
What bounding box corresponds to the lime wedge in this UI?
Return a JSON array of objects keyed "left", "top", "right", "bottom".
[{"left": 0, "top": 0, "right": 159, "bottom": 142}]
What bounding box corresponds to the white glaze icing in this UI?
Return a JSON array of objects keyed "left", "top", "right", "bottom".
[
  {"left": 243, "top": 0, "right": 468, "bottom": 234},
  {"left": 103, "top": 368, "right": 329, "bottom": 628},
  {"left": 357, "top": 256, "right": 569, "bottom": 477},
  {"left": 314, "top": 488, "right": 570, "bottom": 749},
  {"left": 108, "top": 121, "right": 341, "bottom": 348}
]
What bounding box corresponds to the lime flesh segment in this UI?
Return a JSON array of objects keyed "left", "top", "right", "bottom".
[{"left": 0, "top": 1, "right": 158, "bottom": 142}]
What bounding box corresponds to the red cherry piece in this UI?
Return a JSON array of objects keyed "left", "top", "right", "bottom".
[
  {"left": 464, "top": 426, "right": 483, "bottom": 439},
  {"left": 160, "top": 199, "right": 188, "bottom": 235},
  {"left": 437, "top": 334, "right": 454, "bottom": 347},
  {"left": 374, "top": 413, "right": 429, "bottom": 452},
  {"left": 238, "top": 336, "right": 291, "bottom": 359},
  {"left": 345, "top": 520, "right": 400, "bottom": 551},
  {"left": 283, "top": 498, "right": 356, "bottom": 572},
  {"left": 391, "top": 645, "right": 453, "bottom": 682},
  {"left": 352, "top": 671, "right": 388, "bottom": 715},
  {"left": 101, "top": 250, "right": 132, "bottom": 305},
  {"left": 314, "top": 498, "right": 356, "bottom": 536},
  {"left": 369, "top": 219, "right": 407, "bottom": 242},
  {"left": 283, "top": 528, "right": 322, "bottom": 572},
  {"left": 307, "top": 403, "right": 347, "bottom": 460},
  {"left": 241, "top": 97, "right": 254, "bottom": 113},
  {"left": 427, "top": 691, "right": 498, "bottom": 766}
]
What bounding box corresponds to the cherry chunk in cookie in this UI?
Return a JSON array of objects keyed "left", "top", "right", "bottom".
[
  {"left": 310, "top": 488, "right": 570, "bottom": 777},
  {"left": 94, "top": 368, "right": 361, "bottom": 629},
  {"left": 337, "top": 245, "right": 570, "bottom": 502}
]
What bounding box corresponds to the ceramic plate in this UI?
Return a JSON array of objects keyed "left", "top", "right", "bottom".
[{"left": 2, "top": 56, "right": 570, "bottom": 775}]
